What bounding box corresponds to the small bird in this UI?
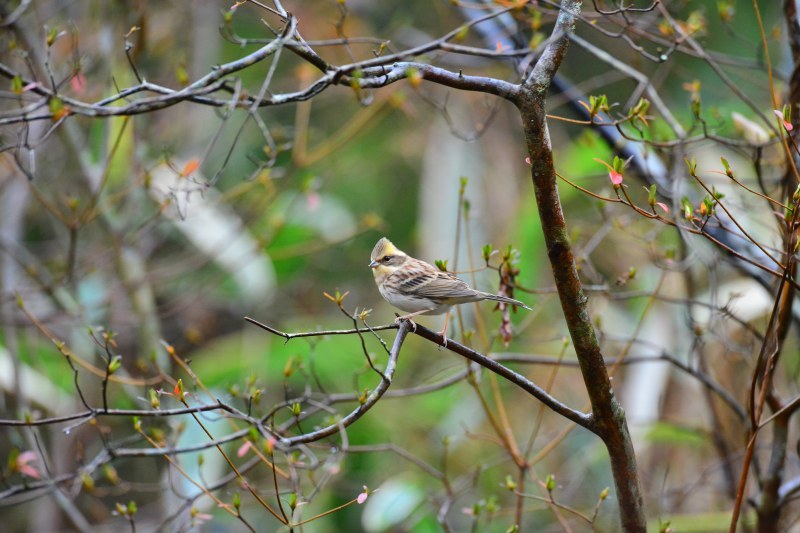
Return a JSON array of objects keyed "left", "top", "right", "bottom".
[{"left": 369, "top": 237, "right": 530, "bottom": 339}]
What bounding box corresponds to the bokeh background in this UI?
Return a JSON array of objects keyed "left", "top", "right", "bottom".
[{"left": 1, "top": 0, "right": 796, "bottom": 531}]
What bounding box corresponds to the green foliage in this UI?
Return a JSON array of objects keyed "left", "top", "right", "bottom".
[{"left": 645, "top": 422, "right": 708, "bottom": 447}]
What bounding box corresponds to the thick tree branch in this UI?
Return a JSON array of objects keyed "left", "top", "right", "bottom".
[{"left": 514, "top": 0, "right": 646, "bottom": 530}]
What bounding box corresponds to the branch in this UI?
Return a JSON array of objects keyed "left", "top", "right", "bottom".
[
  {"left": 247, "top": 317, "right": 591, "bottom": 431},
  {"left": 358, "top": 62, "right": 519, "bottom": 100},
  {"left": 515, "top": 0, "right": 646, "bottom": 529},
  {"left": 524, "top": 0, "right": 581, "bottom": 88},
  {"left": 0, "top": 401, "right": 243, "bottom": 427},
  {"left": 244, "top": 316, "right": 397, "bottom": 340},
  {"left": 409, "top": 323, "right": 593, "bottom": 431},
  {"left": 273, "top": 320, "right": 410, "bottom": 447}
]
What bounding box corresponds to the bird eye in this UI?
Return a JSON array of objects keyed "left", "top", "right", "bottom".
[{"left": 382, "top": 255, "right": 391, "bottom": 262}]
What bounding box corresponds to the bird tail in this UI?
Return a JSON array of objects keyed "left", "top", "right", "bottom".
[{"left": 481, "top": 292, "right": 531, "bottom": 310}]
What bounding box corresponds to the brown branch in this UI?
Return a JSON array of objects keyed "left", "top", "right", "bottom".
[
  {"left": 515, "top": 0, "right": 646, "bottom": 530},
  {"left": 409, "top": 323, "right": 593, "bottom": 430}
]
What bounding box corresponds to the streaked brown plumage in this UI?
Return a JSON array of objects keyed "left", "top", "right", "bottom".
[{"left": 368, "top": 237, "right": 530, "bottom": 336}]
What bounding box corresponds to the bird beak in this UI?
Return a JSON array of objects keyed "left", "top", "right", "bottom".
[{"left": 369, "top": 260, "right": 379, "bottom": 268}]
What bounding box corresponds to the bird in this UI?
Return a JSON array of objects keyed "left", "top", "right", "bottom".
[{"left": 368, "top": 237, "right": 530, "bottom": 341}]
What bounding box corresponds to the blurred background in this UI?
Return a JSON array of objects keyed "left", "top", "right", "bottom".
[{"left": 0, "top": 0, "right": 795, "bottom": 531}]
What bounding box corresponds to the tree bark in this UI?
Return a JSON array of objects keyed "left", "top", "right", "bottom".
[{"left": 512, "top": 2, "right": 646, "bottom": 529}]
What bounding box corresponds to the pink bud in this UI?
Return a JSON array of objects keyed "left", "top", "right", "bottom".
[
  {"left": 774, "top": 109, "right": 794, "bottom": 131},
  {"left": 237, "top": 441, "right": 252, "bottom": 458},
  {"left": 70, "top": 72, "right": 86, "bottom": 94},
  {"left": 16, "top": 451, "right": 41, "bottom": 479}
]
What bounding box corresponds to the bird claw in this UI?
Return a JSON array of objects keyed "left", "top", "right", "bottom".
[
  {"left": 394, "top": 314, "right": 417, "bottom": 332},
  {"left": 437, "top": 330, "right": 448, "bottom": 348}
]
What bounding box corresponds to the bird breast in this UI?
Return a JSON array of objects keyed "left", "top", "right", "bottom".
[{"left": 378, "top": 283, "right": 449, "bottom": 314}]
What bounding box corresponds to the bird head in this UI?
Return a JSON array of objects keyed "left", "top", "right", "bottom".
[{"left": 369, "top": 237, "right": 408, "bottom": 276}]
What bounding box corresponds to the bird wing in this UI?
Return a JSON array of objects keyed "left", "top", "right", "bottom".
[{"left": 394, "top": 259, "right": 478, "bottom": 301}]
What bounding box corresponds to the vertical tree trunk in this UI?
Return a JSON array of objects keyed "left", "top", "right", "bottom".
[{"left": 515, "top": 85, "right": 647, "bottom": 533}]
